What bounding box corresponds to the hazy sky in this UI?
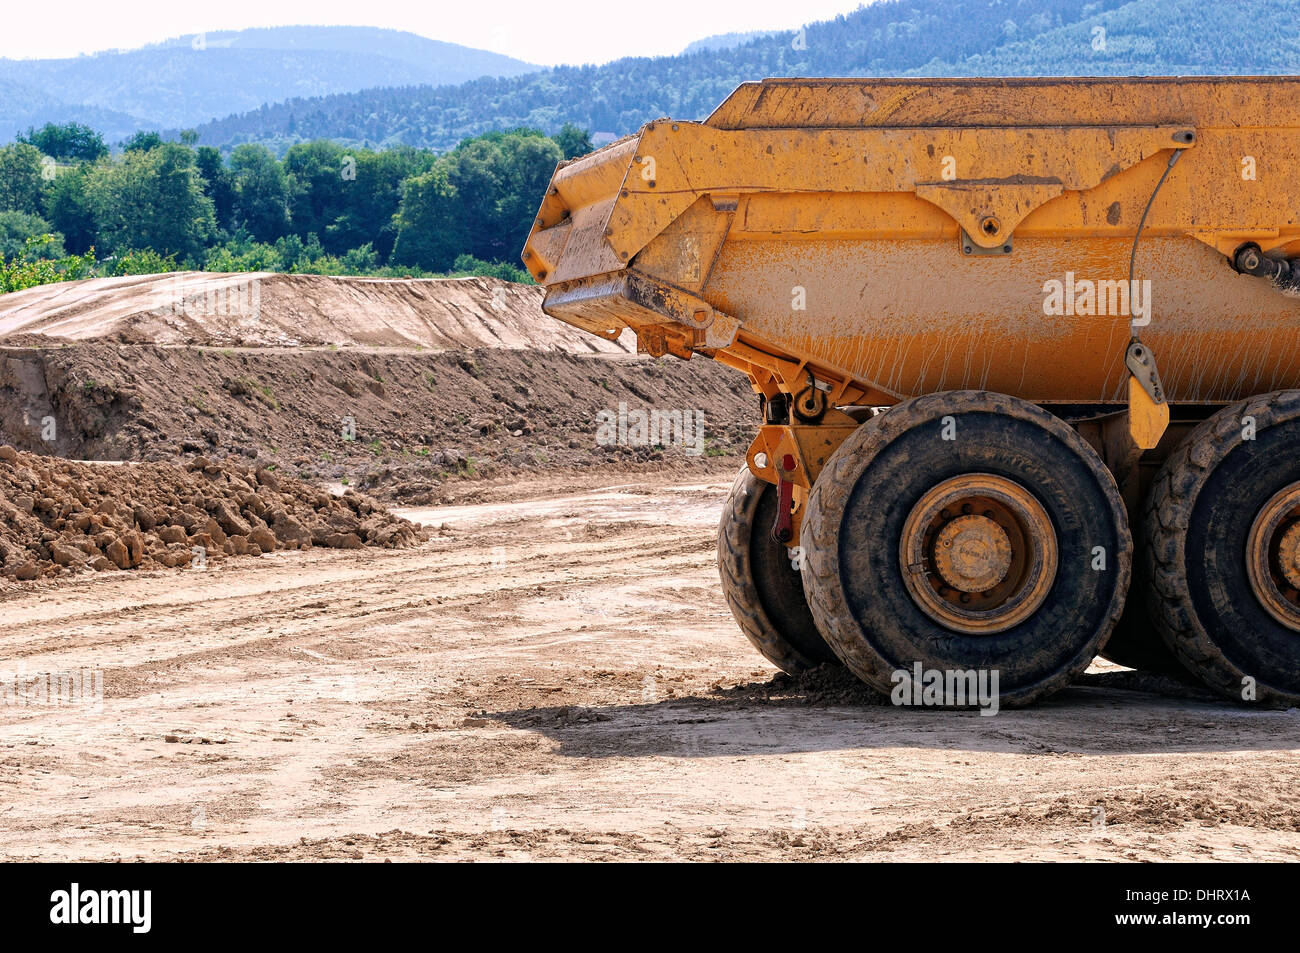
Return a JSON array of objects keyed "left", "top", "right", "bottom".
[{"left": 1, "top": 0, "right": 868, "bottom": 64}]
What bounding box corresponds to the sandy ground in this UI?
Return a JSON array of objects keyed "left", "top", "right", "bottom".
[{"left": 2, "top": 471, "right": 1299, "bottom": 862}]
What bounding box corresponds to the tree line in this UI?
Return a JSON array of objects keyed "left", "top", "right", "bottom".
[
  {"left": 189, "top": 0, "right": 1145, "bottom": 152},
  {"left": 0, "top": 121, "right": 593, "bottom": 292}
]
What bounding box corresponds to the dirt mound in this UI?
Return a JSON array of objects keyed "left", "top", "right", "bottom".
[
  {"left": 0, "top": 272, "right": 635, "bottom": 353},
  {"left": 0, "top": 273, "right": 759, "bottom": 500},
  {"left": 0, "top": 444, "right": 422, "bottom": 583},
  {"left": 0, "top": 343, "right": 756, "bottom": 503}
]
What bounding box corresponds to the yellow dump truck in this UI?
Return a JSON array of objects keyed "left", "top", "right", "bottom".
[{"left": 521, "top": 77, "right": 1300, "bottom": 707}]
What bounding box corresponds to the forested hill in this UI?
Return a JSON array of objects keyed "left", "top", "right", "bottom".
[
  {"left": 0, "top": 26, "right": 538, "bottom": 144},
  {"left": 191, "top": 0, "right": 1300, "bottom": 153}
]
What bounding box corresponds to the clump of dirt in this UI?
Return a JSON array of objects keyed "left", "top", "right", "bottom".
[
  {"left": 712, "top": 665, "right": 893, "bottom": 707},
  {"left": 0, "top": 343, "right": 756, "bottom": 503},
  {"left": 0, "top": 444, "right": 422, "bottom": 583}
]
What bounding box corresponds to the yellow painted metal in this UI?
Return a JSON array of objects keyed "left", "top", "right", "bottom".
[
  {"left": 747, "top": 417, "right": 859, "bottom": 489},
  {"left": 525, "top": 138, "right": 636, "bottom": 283},
  {"left": 745, "top": 414, "right": 857, "bottom": 542},
  {"left": 595, "top": 122, "right": 1191, "bottom": 256},
  {"left": 1127, "top": 375, "right": 1170, "bottom": 449},
  {"left": 521, "top": 76, "right": 1300, "bottom": 429}
]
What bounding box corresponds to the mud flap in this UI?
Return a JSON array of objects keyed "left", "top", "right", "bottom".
[{"left": 1125, "top": 341, "right": 1169, "bottom": 450}]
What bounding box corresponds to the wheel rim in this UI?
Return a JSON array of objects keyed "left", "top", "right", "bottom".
[
  {"left": 1246, "top": 481, "right": 1300, "bottom": 631},
  {"left": 899, "top": 473, "right": 1058, "bottom": 634}
]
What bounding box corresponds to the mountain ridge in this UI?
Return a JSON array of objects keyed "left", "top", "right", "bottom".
[
  {"left": 187, "top": 0, "right": 1300, "bottom": 153},
  {"left": 0, "top": 26, "right": 539, "bottom": 143}
]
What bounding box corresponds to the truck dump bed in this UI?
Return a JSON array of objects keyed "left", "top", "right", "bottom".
[{"left": 522, "top": 77, "right": 1300, "bottom": 406}]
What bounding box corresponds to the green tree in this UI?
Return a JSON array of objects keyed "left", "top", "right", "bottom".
[
  {"left": 229, "top": 144, "right": 291, "bottom": 243},
  {"left": 440, "top": 137, "right": 503, "bottom": 262},
  {"left": 390, "top": 166, "right": 467, "bottom": 272},
  {"left": 122, "top": 131, "right": 164, "bottom": 153},
  {"left": 0, "top": 143, "right": 47, "bottom": 215},
  {"left": 493, "top": 132, "right": 564, "bottom": 261},
  {"left": 19, "top": 122, "right": 108, "bottom": 161},
  {"left": 194, "top": 146, "right": 236, "bottom": 232},
  {"left": 43, "top": 164, "right": 97, "bottom": 254},
  {"left": 326, "top": 146, "right": 433, "bottom": 260},
  {"left": 86, "top": 144, "right": 215, "bottom": 260},
  {"left": 3, "top": 122, "right": 601, "bottom": 283},
  {"left": 284, "top": 140, "right": 348, "bottom": 250},
  {"left": 441, "top": 130, "right": 562, "bottom": 263},
  {"left": 553, "top": 123, "right": 594, "bottom": 159}
]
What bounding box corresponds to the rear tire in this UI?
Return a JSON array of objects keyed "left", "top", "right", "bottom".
[
  {"left": 801, "top": 391, "right": 1131, "bottom": 707},
  {"left": 1144, "top": 391, "right": 1300, "bottom": 707},
  {"left": 717, "top": 467, "right": 839, "bottom": 672}
]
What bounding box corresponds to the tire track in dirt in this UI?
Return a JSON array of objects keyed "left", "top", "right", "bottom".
[{"left": 0, "top": 500, "right": 722, "bottom": 699}]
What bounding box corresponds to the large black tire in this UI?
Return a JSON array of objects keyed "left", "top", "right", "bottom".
[
  {"left": 801, "top": 391, "right": 1131, "bottom": 708},
  {"left": 717, "top": 467, "right": 839, "bottom": 672},
  {"left": 1144, "top": 391, "right": 1300, "bottom": 707}
]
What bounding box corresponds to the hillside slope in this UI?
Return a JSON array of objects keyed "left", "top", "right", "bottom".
[
  {"left": 0, "top": 26, "right": 539, "bottom": 143},
  {"left": 190, "top": 0, "right": 1300, "bottom": 152},
  {"left": 0, "top": 76, "right": 147, "bottom": 145}
]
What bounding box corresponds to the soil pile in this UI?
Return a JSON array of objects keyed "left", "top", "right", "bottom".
[
  {"left": 0, "top": 343, "right": 755, "bottom": 503},
  {"left": 0, "top": 444, "right": 422, "bottom": 582},
  {"left": 0, "top": 272, "right": 634, "bottom": 353},
  {"left": 0, "top": 272, "right": 758, "bottom": 502}
]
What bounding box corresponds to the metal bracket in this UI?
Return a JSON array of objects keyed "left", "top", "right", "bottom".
[
  {"left": 1125, "top": 339, "right": 1169, "bottom": 451},
  {"left": 960, "top": 228, "right": 1013, "bottom": 256},
  {"left": 1125, "top": 340, "right": 1166, "bottom": 404}
]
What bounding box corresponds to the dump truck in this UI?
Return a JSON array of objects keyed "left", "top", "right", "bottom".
[{"left": 521, "top": 77, "right": 1300, "bottom": 708}]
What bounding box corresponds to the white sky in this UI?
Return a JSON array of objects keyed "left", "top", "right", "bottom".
[{"left": 0, "top": 0, "right": 870, "bottom": 64}]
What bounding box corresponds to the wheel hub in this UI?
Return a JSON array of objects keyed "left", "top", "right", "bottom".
[
  {"left": 900, "top": 473, "right": 1058, "bottom": 635},
  {"left": 932, "top": 515, "right": 1013, "bottom": 593},
  {"left": 1246, "top": 481, "right": 1300, "bottom": 631},
  {"left": 1278, "top": 522, "right": 1300, "bottom": 591}
]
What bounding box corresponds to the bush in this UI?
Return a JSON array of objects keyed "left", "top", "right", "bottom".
[
  {"left": 0, "top": 211, "right": 65, "bottom": 260},
  {"left": 449, "top": 253, "right": 533, "bottom": 284},
  {"left": 341, "top": 243, "right": 380, "bottom": 274},
  {"left": 1, "top": 236, "right": 96, "bottom": 293},
  {"left": 106, "top": 248, "right": 179, "bottom": 276},
  {"left": 204, "top": 238, "right": 284, "bottom": 273}
]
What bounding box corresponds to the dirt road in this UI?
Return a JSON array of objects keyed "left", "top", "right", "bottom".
[{"left": 2, "top": 472, "right": 1298, "bottom": 861}]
